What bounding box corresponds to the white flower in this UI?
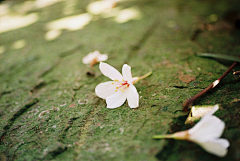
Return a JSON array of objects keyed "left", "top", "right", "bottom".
[
  {"left": 95, "top": 62, "right": 139, "bottom": 109},
  {"left": 153, "top": 105, "right": 230, "bottom": 157},
  {"left": 82, "top": 50, "right": 108, "bottom": 67}
]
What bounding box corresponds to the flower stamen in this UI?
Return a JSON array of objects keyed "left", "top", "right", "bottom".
[{"left": 113, "top": 79, "right": 130, "bottom": 92}]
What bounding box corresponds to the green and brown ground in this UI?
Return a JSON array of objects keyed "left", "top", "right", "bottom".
[{"left": 0, "top": 0, "right": 240, "bottom": 160}]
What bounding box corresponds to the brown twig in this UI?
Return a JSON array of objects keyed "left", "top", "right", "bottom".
[{"left": 183, "top": 61, "right": 238, "bottom": 112}]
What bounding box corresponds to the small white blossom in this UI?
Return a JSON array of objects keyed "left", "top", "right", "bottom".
[
  {"left": 82, "top": 50, "right": 108, "bottom": 67},
  {"left": 153, "top": 105, "right": 230, "bottom": 157},
  {"left": 95, "top": 62, "right": 139, "bottom": 109}
]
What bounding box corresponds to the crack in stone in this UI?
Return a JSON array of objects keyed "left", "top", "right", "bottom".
[
  {"left": 0, "top": 90, "right": 13, "bottom": 99},
  {"left": 37, "top": 61, "right": 59, "bottom": 78},
  {"left": 0, "top": 98, "right": 39, "bottom": 145},
  {"left": 126, "top": 20, "right": 159, "bottom": 61},
  {"left": 58, "top": 44, "right": 82, "bottom": 58},
  {"left": 30, "top": 81, "right": 47, "bottom": 93},
  {"left": 37, "top": 44, "right": 82, "bottom": 78},
  {"left": 74, "top": 98, "right": 102, "bottom": 155},
  {"left": 58, "top": 117, "right": 80, "bottom": 143}
]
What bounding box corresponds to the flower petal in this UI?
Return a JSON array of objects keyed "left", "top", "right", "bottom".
[
  {"left": 198, "top": 139, "right": 230, "bottom": 157},
  {"left": 203, "top": 104, "right": 219, "bottom": 118},
  {"left": 122, "top": 64, "right": 133, "bottom": 83},
  {"left": 126, "top": 84, "right": 139, "bottom": 108},
  {"left": 95, "top": 81, "right": 118, "bottom": 99},
  {"left": 82, "top": 54, "right": 95, "bottom": 64},
  {"left": 189, "top": 115, "right": 225, "bottom": 142},
  {"left": 106, "top": 90, "right": 128, "bottom": 109},
  {"left": 97, "top": 54, "right": 108, "bottom": 62},
  {"left": 100, "top": 62, "right": 123, "bottom": 80}
]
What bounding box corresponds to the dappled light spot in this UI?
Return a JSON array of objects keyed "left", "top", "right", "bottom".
[
  {"left": 63, "top": 0, "right": 76, "bottom": 15},
  {"left": 35, "top": 0, "right": 63, "bottom": 8},
  {"left": 12, "top": 39, "right": 26, "bottom": 50},
  {"left": 101, "top": 7, "right": 122, "bottom": 18},
  {"left": 87, "top": 0, "right": 117, "bottom": 15},
  {"left": 209, "top": 14, "right": 218, "bottom": 22},
  {"left": 17, "top": 1, "right": 36, "bottom": 14},
  {"left": 166, "top": 21, "right": 176, "bottom": 28},
  {"left": 0, "top": 3, "right": 9, "bottom": 16},
  {"left": 0, "top": 13, "right": 39, "bottom": 34},
  {"left": 45, "top": 13, "right": 92, "bottom": 32},
  {"left": 114, "top": 7, "right": 141, "bottom": 23},
  {"left": 45, "top": 30, "right": 62, "bottom": 41},
  {"left": 0, "top": 46, "right": 6, "bottom": 54}
]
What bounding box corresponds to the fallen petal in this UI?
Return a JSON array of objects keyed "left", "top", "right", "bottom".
[
  {"left": 100, "top": 62, "right": 123, "bottom": 81},
  {"left": 189, "top": 115, "right": 225, "bottom": 142},
  {"left": 126, "top": 84, "right": 139, "bottom": 108},
  {"left": 106, "top": 90, "right": 128, "bottom": 109},
  {"left": 95, "top": 81, "right": 118, "bottom": 99},
  {"left": 122, "top": 64, "right": 133, "bottom": 83},
  {"left": 97, "top": 54, "right": 108, "bottom": 62},
  {"left": 198, "top": 139, "right": 230, "bottom": 157}
]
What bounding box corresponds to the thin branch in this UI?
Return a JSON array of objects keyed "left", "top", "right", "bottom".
[{"left": 183, "top": 61, "right": 238, "bottom": 112}]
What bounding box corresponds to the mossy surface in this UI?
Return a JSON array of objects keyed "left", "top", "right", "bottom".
[{"left": 0, "top": 0, "right": 240, "bottom": 160}]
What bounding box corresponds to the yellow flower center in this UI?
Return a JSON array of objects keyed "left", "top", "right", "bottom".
[{"left": 112, "top": 79, "right": 130, "bottom": 92}]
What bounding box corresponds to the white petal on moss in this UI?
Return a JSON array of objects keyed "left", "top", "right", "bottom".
[
  {"left": 95, "top": 81, "right": 118, "bottom": 99},
  {"left": 100, "top": 62, "right": 123, "bottom": 81},
  {"left": 106, "top": 90, "right": 128, "bottom": 109},
  {"left": 198, "top": 139, "right": 230, "bottom": 157},
  {"left": 97, "top": 54, "right": 108, "bottom": 62},
  {"left": 203, "top": 104, "right": 219, "bottom": 118},
  {"left": 122, "top": 64, "right": 133, "bottom": 83},
  {"left": 126, "top": 84, "right": 139, "bottom": 108},
  {"left": 189, "top": 115, "right": 225, "bottom": 142}
]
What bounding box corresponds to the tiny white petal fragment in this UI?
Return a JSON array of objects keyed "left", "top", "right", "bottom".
[{"left": 212, "top": 80, "right": 220, "bottom": 88}]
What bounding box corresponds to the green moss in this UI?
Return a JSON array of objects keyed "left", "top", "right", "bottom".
[{"left": 0, "top": 0, "right": 239, "bottom": 160}]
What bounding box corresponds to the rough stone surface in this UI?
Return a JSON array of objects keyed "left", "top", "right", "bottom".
[{"left": 0, "top": 0, "right": 240, "bottom": 160}]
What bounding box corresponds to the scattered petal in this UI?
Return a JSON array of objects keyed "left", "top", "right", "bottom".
[
  {"left": 198, "top": 139, "right": 230, "bottom": 157},
  {"left": 153, "top": 104, "right": 229, "bottom": 157},
  {"left": 189, "top": 115, "right": 225, "bottom": 142},
  {"left": 82, "top": 50, "right": 108, "bottom": 65},
  {"left": 106, "top": 90, "right": 128, "bottom": 109},
  {"left": 99, "top": 62, "right": 123, "bottom": 81},
  {"left": 96, "top": 62, "right": 139, "bottom": 109},
  {"left": 95, "top": 81, "right": 118, "bottom": 99},
  {"left": 122, "top": 64, "right": 133, "bottom": 83},
  {"left": 127, "top": 84, "right": 139, "bottom": 108}
]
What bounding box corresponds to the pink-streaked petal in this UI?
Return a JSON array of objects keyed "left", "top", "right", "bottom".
[
  {"left": 99, "top": 62, "right": 123, "bottom": 80},
  {"left": 126, "top": 84, "right": 139, "bottom": 108},
  {"left": 189, "top": 115, "right": 225, "bottom": 142},
  {"left": 122, "top": 64, "right": 133, "bottom": 83},
  {"left": 95, "top": 81, "right": 118, "bottom": 99},
  {"left": 106, "top": 90, "right": 128, "bottom": 109},
  {"left": 97, "top": 54, "right": 108, "bottom": 62},
  {"left": 197, "top": 139, "right": 229, "bottom": 157}
]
